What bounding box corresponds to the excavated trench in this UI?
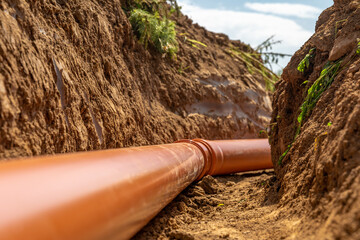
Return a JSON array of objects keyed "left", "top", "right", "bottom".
[{"left": 0, "top": 0, "right": 359, "bottom": 239}]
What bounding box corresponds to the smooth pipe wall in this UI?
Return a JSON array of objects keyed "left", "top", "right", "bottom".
[
  {"left": 194, "top": 139, "right": 273, "bottom": 176},
  {"left": 0, "top": 139, "right": 272, "bottom": 240}
]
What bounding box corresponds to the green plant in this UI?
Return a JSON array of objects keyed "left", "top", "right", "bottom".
[
  {"left": 129, "top": 0, "right": 180, "bottom": 17},
  {"left": 227, "top": 45, "right": 279, "bottom": 91},
  {"left": 256, "top": 36, "right": 292, "bottom": 71},
  {"left": 187, "top": 38, "right": 207, "bottom": 49},
  {"left": 259, "top": 130, "right": 268, "bottom": 138},
  {"left": 178, "top": 62, "right": 189, "bottom": 74},
  {"left": 296, "top": 60, "right": 342, "bottom": 137},
  {"left": 168, "top": 0, "right": 182, "bottom": 16},
  {"left": 129, "top": 8, "right": 178, "bottom": 57},
  {"left": 278, "top": 40, "right": 360, "bottom": 165},
  {"left": 179, "top": 33, "right": 207, "bottom": 49},
  {"left": 297, "top": 48, "right": 316, "bottom": 73},
  {"left": 278, "top": 145, "right": 291, "bottom": 165},
  {"left": 278, "top": 59, "right": 342, "bottom": 165}
]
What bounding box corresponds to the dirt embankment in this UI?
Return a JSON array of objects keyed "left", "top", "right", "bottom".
[
  {"left": 270, "top": 0, "right": 360, "bottom": 239},
  {"left": 0, "top": 0, "right": 271, "bottom": 159}
]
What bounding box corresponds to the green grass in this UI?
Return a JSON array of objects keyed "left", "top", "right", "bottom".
[
  {"left": 278, "top": 59, "right": 342, "bottom": 165},
  {"left": 129, "top": 8, "right": 178, "bottom": 58},
  {"left": 178, "top": 62, "right": 189, "bottom": 74},
  {"left": 187, "top": 38, "right": 207, "bottom": 49},
  {"left": 129, "top": 0, "right": 181, "bottom": 17},
  {"left": 295, "top": 60, "right": 342, "bottom": 137},
  {"left": 179, "top": 33, "right": 207, "bottom": 49},
  {"left": 297, "top": 48, "right": 316, "bottom": 73},
  {"left": 278, "top": 41, "right": 360, "bottom": 165},
  {"left": 255, "top": 36, "right": 292, "bottom": 71},
  {"left": 227, "top": 45, "right": 279, "bottom": 91}
]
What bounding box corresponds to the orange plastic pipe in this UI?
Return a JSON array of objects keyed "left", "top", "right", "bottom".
[
  {"left": 0, "top": 139, "right": 272, "bottom": 240},
  {"left": 191, "top": 139, "right": 273, "bottom": 176}
]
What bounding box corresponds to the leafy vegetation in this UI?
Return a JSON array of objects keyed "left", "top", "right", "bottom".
[
  {"left": 179, "top": 33, "right": 207, "bottom": 49},
  {"left": 278, "top": 40, "right": 360, "bottom": 164},
  {"left": 297, "top": 60, "right": 342, "bottom": 136},
  {"left": 167, "top": 0, "right": 182, "bottom": 16},
  {"left": 278, "top": 59, "right": 345, "bottom": 164},
  {"left": 226, "top": 36, "right": 291, "bottom": 91},
  {"left": 129, "top": 0, "right": 181, "bottom": 18},
  {"left": 255, "top": 36, "right": 292, "bottom": 71},
  {"left": 297, "top": 48, "right": 316, "bottom": 73},
  {"left": 278, "top": 59, "right": 343, "bottom": 165},
  {"left": 127, "top": 0, "right": 180, "bottom": 58},
  {"left": 227, "top": 45, "right": 279, "bottom": 91},
  {"left": 186, "top": 38, "right": 207, "bottom": 49},
  {"left": 278, "top": 146, "right": 291, "bottom": 165}
]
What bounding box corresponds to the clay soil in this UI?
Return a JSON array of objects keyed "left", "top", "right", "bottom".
[
  {"left": 270, "top": 0, "right": 360, "bottom": 239},
  {"left": 0, "top": 0, "right": 271, "bottom": 159}
]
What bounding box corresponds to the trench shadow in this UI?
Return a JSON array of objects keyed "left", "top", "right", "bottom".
[
  {"left": 215, "top": 169, "right": 274, "bottom": 183},
  {"left": 215, "top": 169, "right": 280, "bottom": 206}
]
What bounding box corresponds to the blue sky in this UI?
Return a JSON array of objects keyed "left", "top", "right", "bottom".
[{"left": 177, "top": 0, "right": 333, "bottom": 71}]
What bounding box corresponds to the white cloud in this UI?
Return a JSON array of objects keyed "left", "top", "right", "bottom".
[
  {"left": 244, "top": 2, "right": 322, "bottom": 19},
  {"left": 177, "top": 1, "right": 314, "bottom": 69}
]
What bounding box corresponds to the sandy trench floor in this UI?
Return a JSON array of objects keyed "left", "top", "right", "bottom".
[{"left": 133, "top": 170, "right": 304, "bottom": 240}]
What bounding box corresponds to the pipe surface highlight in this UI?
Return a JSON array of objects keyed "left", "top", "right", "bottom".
[{"left": 0, "top": 139, "right": 272, "bottom": 240}]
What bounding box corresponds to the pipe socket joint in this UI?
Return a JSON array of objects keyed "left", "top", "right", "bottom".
[{"left": 176, "top": 138, "right": 272, "bottom": 179}]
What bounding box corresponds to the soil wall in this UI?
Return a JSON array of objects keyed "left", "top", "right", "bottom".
[
  {"left": 270, "top": 1, "right": 360, "bottom": 238},
  {"left": 0, "top": 0, "right": 271, "bottom": 159}
]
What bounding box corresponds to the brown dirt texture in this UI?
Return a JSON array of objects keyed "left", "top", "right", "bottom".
[
  {"left": 270, "top": 0, "right": 360, "bottom": 239},
  {"left": 134, "top": 171, "right": 294, "bottom": 240},
  {"left": 134, "top": 1, "right": 360, "bottom": 239},
  {"left": 1, "top": 0, "right": 360, "bottom": 239},
  {"left": 0, "top": 0, "right": 271, "bottom": 159}
]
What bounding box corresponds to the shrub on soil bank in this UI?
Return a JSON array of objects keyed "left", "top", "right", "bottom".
[
  {"left": 129, "top": 9, "right": 178, "bottom": 57},
  {"left": 126, "top": 0, "right": 179, "bottom": 58},
  {"left": 126, "top": 0, "right": 286, "bottom": 91}
]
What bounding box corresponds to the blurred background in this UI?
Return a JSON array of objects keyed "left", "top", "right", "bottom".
[{"left": 177, "top": 0, "right": 333, "bottom": 72}]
